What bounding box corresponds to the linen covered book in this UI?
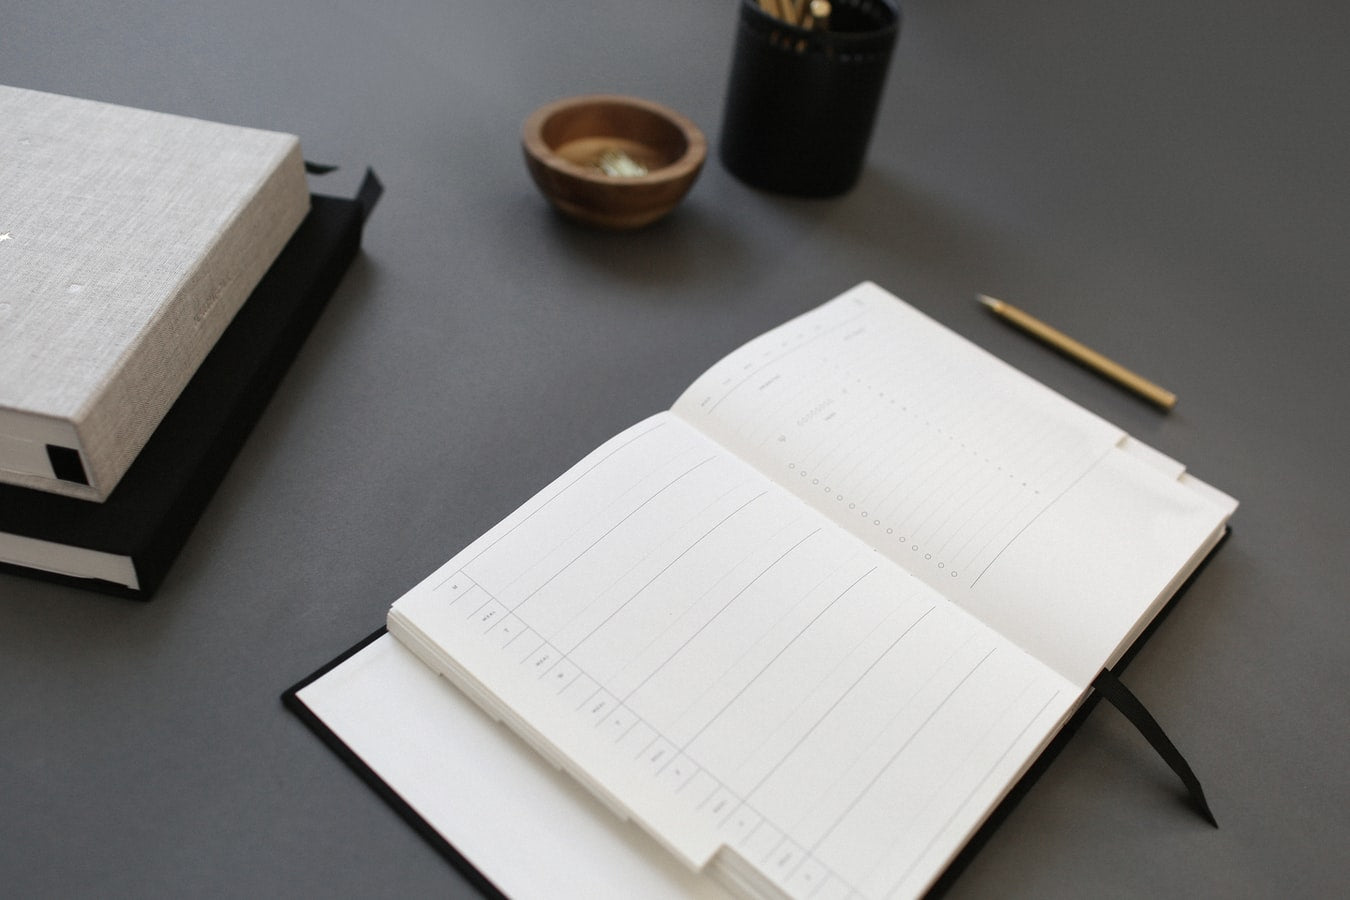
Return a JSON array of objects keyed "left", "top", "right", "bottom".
[
  {"left": 0, "top": 84, "right": 309, "bottom": 501},
  {"left": 375, "top": 282, "right": 1235, "bottom": 899},
  {"left": 0, "top": 173, "right": 380, "bottom": 598}
]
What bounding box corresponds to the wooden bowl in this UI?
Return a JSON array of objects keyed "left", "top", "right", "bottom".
[{"left": 522, "top": 94, "right": 706, "bottom": 229}]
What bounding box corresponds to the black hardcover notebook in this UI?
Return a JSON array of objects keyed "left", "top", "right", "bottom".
[
  {"left": 0, "top": 172, "right": 382, "bottom": 599},
  {"left": 282, "top": 282, "right": 1232, "bottom": 899}
]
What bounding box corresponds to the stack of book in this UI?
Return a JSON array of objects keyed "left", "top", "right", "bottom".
[{"left": 0, "top": 84, "right": 379, "bottom": 598}]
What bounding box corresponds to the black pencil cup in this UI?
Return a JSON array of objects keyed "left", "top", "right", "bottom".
[{"left": 718, "top": 0, "right": 900, "bottom": 197}]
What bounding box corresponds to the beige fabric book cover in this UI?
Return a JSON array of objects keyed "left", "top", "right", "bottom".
[{"left": 0, "top": 84, "right": 309, "bottom": 501}]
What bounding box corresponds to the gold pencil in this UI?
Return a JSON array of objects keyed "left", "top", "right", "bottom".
[
  {"left": 977, "top": 294, "right": 1177, "bottom": 411},
  {"left": 806, "top": 0, "right": 831, "bottom": 30}
]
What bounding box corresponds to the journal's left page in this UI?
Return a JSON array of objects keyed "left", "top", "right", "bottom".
[{"left": 389, "top": 412, "right": 1079, "bottom": 900}]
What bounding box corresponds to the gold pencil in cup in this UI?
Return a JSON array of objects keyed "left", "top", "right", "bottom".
[
  {"left": 759, "top": 0, "right": 830, "bottom": 30},
  {"left": 977, "top": 294, "right": 1178, "bottom": 411},
  {"left": 803, "top": 0, "right": 831, "bottom": 29}
]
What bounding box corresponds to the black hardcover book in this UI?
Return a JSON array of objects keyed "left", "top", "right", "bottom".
[{"left": 0, "top": 173, "right": 382, "bottom": 598}]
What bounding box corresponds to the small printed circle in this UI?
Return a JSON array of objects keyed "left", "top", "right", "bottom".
[{"left": 924, "top": 553, "right": 932, "bottom": 560}]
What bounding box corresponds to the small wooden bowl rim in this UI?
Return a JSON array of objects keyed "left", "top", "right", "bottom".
[{"left": 521, "top": 93, "right": 707, "bottom": 187}]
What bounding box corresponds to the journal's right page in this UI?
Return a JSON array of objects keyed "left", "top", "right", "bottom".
[{"left": 672, "top": 282, "right": 1236, "bottom": 687}]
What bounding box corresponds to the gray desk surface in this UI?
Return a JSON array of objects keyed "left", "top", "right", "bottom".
[{"left": 3, "top": 1, "right": 1347, "bottom": 896}]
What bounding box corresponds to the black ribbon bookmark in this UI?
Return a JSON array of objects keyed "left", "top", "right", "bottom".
[
  {"left": 1091, "top": 668, "right": 1218, "bottom": 827},
  {"left": 354, "top": 168, "right": 384, "bottom": 222},
  {"left": 303, "top": 162, "right": 383, "bottom": 223}
]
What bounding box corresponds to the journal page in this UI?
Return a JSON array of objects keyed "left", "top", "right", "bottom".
[
  {"left": 672, "top": 283, "right": 1125, "bottom": 600},
  {"left": 389, "top": 412, "right": 1079, "bottom": 900},
  {"left": 671, "top": 283, "right": 1233, "bottom": 685}
]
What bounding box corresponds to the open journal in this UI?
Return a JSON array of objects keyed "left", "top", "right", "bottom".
[{"left": 381, "top": 282, "right": 1235, "bottom": 899}]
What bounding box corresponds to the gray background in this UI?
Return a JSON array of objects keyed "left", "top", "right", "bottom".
[{"left": 2, "top": 1, "right": 1347, "bottom": 896}]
